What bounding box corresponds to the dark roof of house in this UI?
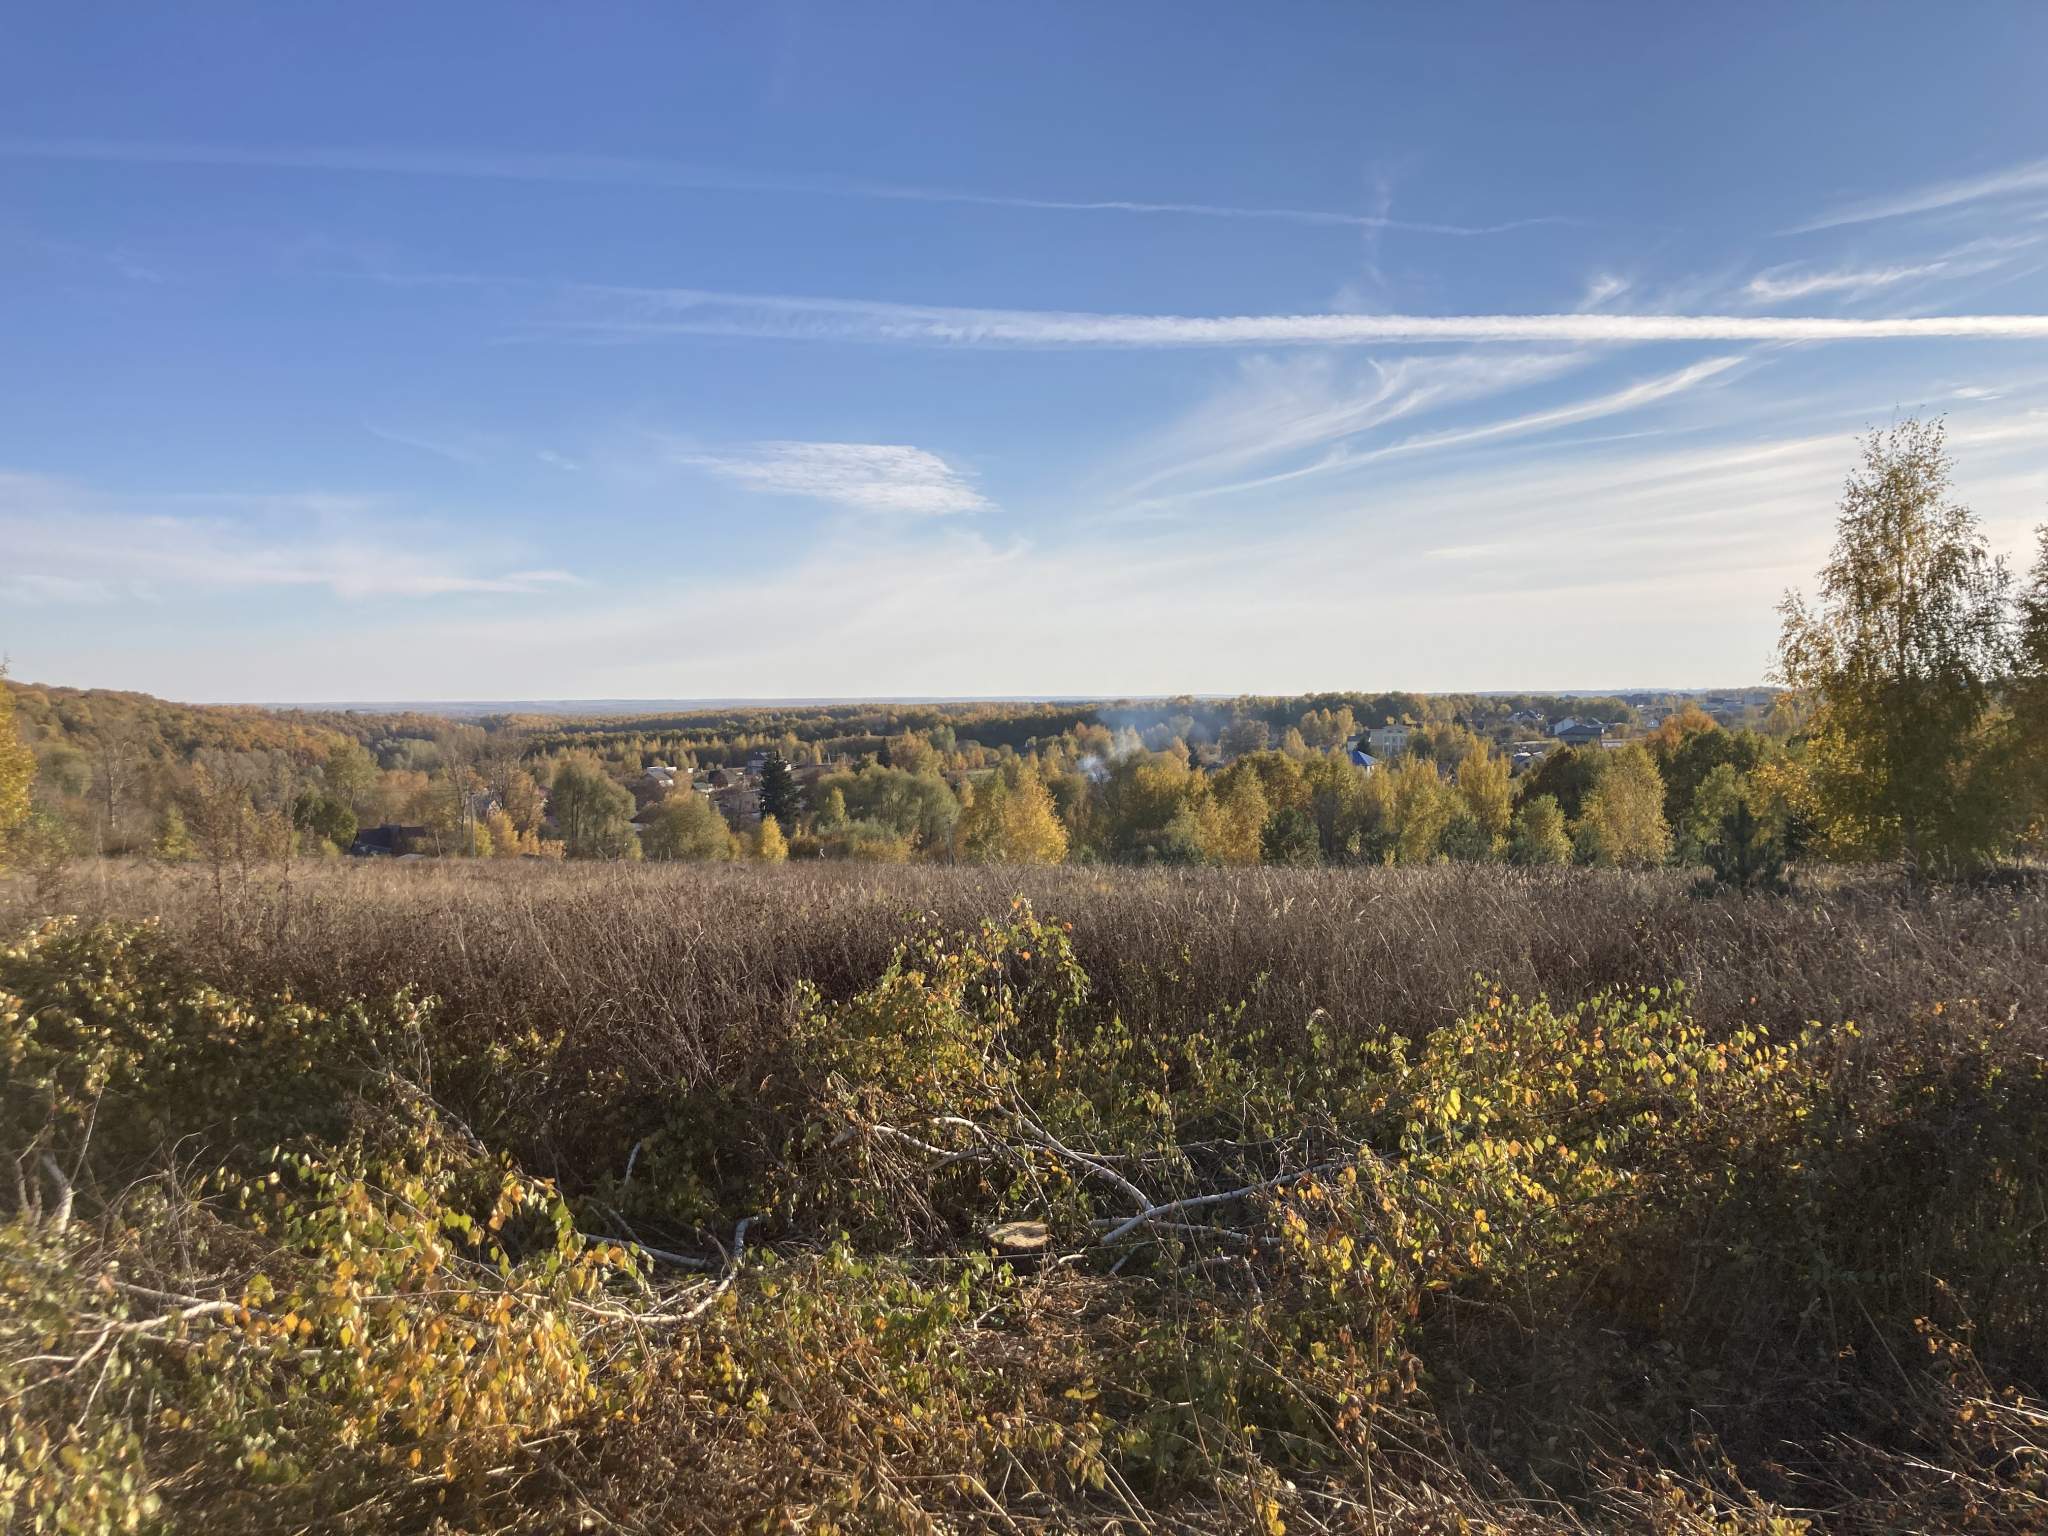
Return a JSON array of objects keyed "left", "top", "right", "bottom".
[{"left": 350, "top": 824, "right": 427, "bottom": 854}]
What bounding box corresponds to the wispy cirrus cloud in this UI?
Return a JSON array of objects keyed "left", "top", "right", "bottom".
[
  {"left": 1792, "top": 156, "right": 2048, "bottom": 232},
  {"left": 1138, "top": 355, "right": 1744, "bottom": 509},
  {"left": 0, "top": 471, "right": 577, "bottom": 603},
  {"left": 1579, "top": 272, "right": 1633, "bottom": 309},
  {"left": 553, "top": 285, "right": 2048, "bottom": 347},
  {"left": 0, "top": 137, "right": 1563, "bottom": 237},
  {"left": 1349, "top": 355, "right": 1744, "bottom": 463},
  {"left": 1118, "top": 349, "right": 1590, "bottom": 500},
  {"left": 676, "top": 441, "right": 990, "bottom": 515},
  {"left": 1743, "top": 260, "right": 1954, "bottom": 302},
  {"left": 363, "top": 420, "right": 493, "bottom": 466},
  {"left": 1742, "top": 237, "right": 2037, "bottom": 304}
]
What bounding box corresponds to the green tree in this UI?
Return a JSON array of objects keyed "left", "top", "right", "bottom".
[
  {"left": 293, "top": 790, "right": 358, "bottom": 854},
  {"left": 819, "top": 766, "right": 960, "bottom": 854},
  {"left": 1702, "top": 796, "right": 1790, "bottom": 896},
  {"left": 640, "top": 794, "right": 738, "bottom": 862},
  {"left": 758, "top": 751, "right": 802, "bottom": 827},
  {"left": 1514, "top": 746, "right": 1599, "bottom": 822},
  {"left": 323, "top": 738, "right": 379, "bottom": 816},
  {"left": 547, "top": 759, "right": 637, "bottom": 859},
  {"left": 1151, "top": 802, "right": 1212, "bottom": 866},
  {"left": 153, "top": 805, "right": 197, "bottom": 862},
  {"left": 1776, "top": 419, "right": 2014, "bottom": 876},
  {"left": 1508, "top": 794, "right": 1572, "bottom": 866},
  {"left": 815, "top": 786, "right": 849, "bottom": 831},
  {"left": 1260, "top": 806, "right": 1322, "bottom": 866},
  {"left": 1654, "top": 721, "right": 1768, "bottom": 833},
  {"left": 1574, "top": 745, "right": 1671, "bottom": 868},
  {"left": 819, "top": 818, "right": 914, "bottom": 862},
  {"left": 1676, "top": 763, "right": 1748, "bottom": 867},
  {"left": 1438, "top": 811, "right": 1493, "bottom": 862}
]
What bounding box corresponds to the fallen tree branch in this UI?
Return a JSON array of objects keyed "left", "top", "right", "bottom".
[
  {"left": 39, "top": 1153, "right": 73, "bottom": 1234},
  {"left": 595, "top": 1235, "right": 717, "bottom": 1272},
  {"left": 677, "top": 1215, "right": 756, "bottom": 1323},
  {"left": 1088, "top": 1218, "right": 1278, "bottom": 1247},
  {"left": 1007, "top": 1103, "right": 1156, "bottom": 1213},
  {"left": 1095, "top": 1156, "right": 1363, "bottom": 1246}
]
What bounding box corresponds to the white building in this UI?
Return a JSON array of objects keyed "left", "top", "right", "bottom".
[{"left": 1366, "top": 723, "right": 1412, "bottom": 758}]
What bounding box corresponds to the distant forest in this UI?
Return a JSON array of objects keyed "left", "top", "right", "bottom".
[{"left": 0, "top": 673, "right": 1792, "bottom": 875}]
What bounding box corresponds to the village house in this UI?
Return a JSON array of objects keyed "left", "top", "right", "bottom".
[
  {"left": 349, "top": 823, "right": 428, "bottom": 857},
  {"left": 1365, "top": 723, "right": 1412, "bottom": 758},
  {"left": 1551, "top": 717, "right": 1606, "bottom": 748},
  {"left": 710, "top": 781, "right": 761, "bottom": 827}
]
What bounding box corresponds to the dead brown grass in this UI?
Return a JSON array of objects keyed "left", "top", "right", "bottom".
[
  {"left": 11, "top": 856, "right": 2042, "bottom": 1196},
  {"left": 15, "top": 855, "right": 2039, "bottom": 1048}
]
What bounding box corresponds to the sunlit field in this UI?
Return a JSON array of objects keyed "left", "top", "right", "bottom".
[{"left": 6, "top": 857, "right": 2045, "bottom": 1532}]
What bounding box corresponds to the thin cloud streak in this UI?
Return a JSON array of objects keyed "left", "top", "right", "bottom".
[
  {"left": 1119, "top": 350, "right": 1590, "bottom": 500},
  {"left": 1793, "top": 156, "right": 2048, "bottom": 232},
  {"left": 1141, "top": 356, "right": 1743, "bottom": 508},
  {"left": 0, "top": 137, "right": 1562, "bottom": 236},
  {"left": 1743, "top": 261, "right": 1954, "bottom": 302},
  {"left": 565, "top": 286, "right": 2048, "bottom": 346},
  {"left": 1743, "top": 238, "right": 2034, "bottom": 302},
  {"left": 0, "top": 470, "right": 578, "bottom": 602},
  {"left": 1349, "top": 355, "right": 1744, "bottom": 463},
  {"left": 675, "top": 440, "right": 991, "bottom": 515}
]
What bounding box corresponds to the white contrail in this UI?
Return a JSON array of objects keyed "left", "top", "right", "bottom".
[
  {"left": 0, "top": 137, "right": 1562, "bottom": 236},
  {"left": 566, "top": 286, "right": 2048, "bottom": 346}
]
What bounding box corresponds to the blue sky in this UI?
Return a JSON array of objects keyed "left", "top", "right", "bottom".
[{"left": 5, "top": 3, "right": 2048, "bottom": 702}]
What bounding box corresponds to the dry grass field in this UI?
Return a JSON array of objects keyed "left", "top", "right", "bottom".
[{"left": 5, "top": 858, "right": 2046, "bottom": 1532}]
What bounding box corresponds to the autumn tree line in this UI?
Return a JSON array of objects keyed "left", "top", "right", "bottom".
[
  {"left": 0, "top": 679, "right": 1744, "bottom": 878},
  {"left": 0, "top": 669, "right": 1718, "bottom": 876},
  {"left": 1, "top": 418, "right": 2044, "bottom": 883}
]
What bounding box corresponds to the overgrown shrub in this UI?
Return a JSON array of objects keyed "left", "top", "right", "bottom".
[{"left": 3, "top": 871, "right": 2046, "bottom": 1532}]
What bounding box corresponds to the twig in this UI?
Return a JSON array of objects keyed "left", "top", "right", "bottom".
[
  {"left": 599, "top": 1235, "right": 717, "bottom": 1272},
  {"left": 39, "top": 1155, "right": 74, "bottom": 1234},
  {"left": 677, "top": 1215, "right": 756, "bottom": 1323},
  {"left": 1008, "top": 1102, "right": 1156, "bottom": 1212},
  {"left": 1096, "top": 1155, "right": 1361, "bottom": 1246}
]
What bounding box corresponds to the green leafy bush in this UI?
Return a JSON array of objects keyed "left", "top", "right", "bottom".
[{"left": 3, "top": 893, "right": 2045, "bottom": 1533}]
